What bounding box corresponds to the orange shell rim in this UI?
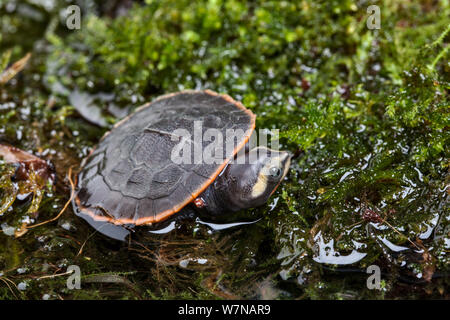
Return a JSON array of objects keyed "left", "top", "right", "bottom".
[{"left": 75, "top": 89, "right": 256, "bottom": 226}]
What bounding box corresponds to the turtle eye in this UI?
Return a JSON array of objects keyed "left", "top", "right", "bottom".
[{"left": 269, "top": 167, "right": 282, "bottom": 178}]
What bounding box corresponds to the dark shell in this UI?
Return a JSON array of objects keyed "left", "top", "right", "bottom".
[{"left": 74, "top": 90, "right": 255, "bottom": 225}]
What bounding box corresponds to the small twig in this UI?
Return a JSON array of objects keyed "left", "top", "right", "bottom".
[
  {"left": 382, "top": 219, "right": 421, "bottom": 251},
  {"left": 0, "top": 277, "right": 19, "bottom": 299},
  {"left": 336, "top": 220, "right": 364, "bottom": 242},
  {"left": 76, "top": 229, "right": 98, "bottom": 256},
  {"left": 0, "top": 53, "right": 31, "bottom": 85},
  {"left": 35, "top": 270, "right": 74, "bottom": 280},
  {"left": 27, "top": 166, "right": 76, "bottom": 229},
  {"left": 345, "top": 220, "right": 364, "bottom": 230},
  {"left": 360, "top": 194, "right": 420, "bottom": 250}
]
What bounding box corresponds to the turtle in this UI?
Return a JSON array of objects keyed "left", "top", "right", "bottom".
[{"left": 73, "top": 90, "right": 291, "bottom": 240}]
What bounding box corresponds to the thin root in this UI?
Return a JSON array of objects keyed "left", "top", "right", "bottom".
[{"left": 26, "top": 166, "right": 76, "bottom": 229}]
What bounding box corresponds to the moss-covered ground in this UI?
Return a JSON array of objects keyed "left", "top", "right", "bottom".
[{"left": 0, "top": 0, "right": 448, "bottom": 299}]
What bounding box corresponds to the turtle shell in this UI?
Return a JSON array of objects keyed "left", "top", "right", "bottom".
[{"left": 74, "top": 90, "right": 256, "bottom": 225}]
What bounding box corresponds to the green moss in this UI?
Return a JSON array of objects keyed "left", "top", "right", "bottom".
[{"left": 0, "top": 0, "right": 449, "bottom": 299}]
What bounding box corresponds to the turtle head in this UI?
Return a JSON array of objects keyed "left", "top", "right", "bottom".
[
  {"left": 196, "top": 146, "right": 291, "bottom": 216},
  {"left": 224, "top": 146, "right": 291, "bottom": 210}
]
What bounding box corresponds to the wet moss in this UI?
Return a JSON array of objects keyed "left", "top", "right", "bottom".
[{"left": 0, "top": 0, "right": 449, "bottom": 299}]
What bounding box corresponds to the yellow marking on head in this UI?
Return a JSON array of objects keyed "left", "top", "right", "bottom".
[
  {"left": 251, "top": 171, "right": 269, "bottom": 199},
  {"left": 251, "top": 155, "right": 282, "bottom": 199}
]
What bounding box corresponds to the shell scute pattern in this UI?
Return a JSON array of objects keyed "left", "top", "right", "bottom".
[{"left": 75, "top": 91, "right": 255, "bottom": 224}]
